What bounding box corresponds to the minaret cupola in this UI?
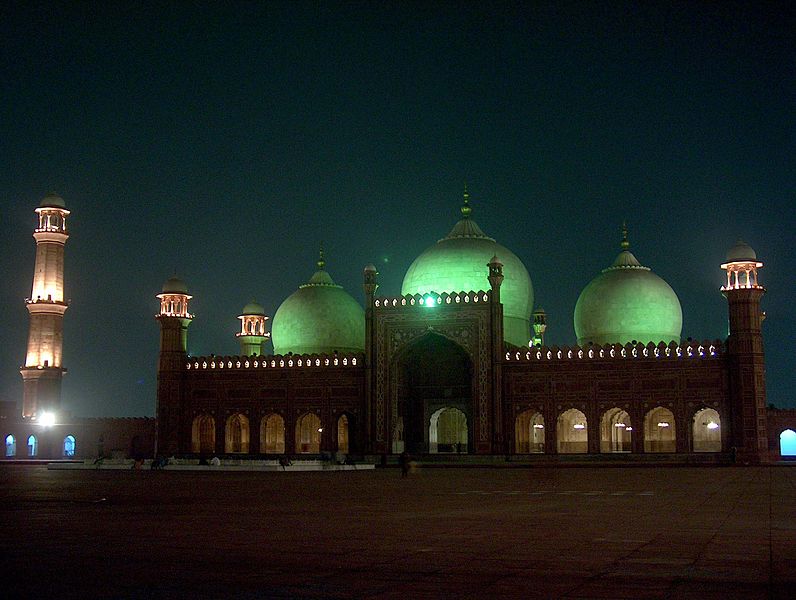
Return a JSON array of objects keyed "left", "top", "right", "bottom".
[
  {"left": 236, "top": 300, "right": 270, "bottom": 356},
  {"left": 157, "top": 276, "right": 193, "bottom": 318},
  {"left": 721, "top": 240, "right": 763, "bottom": 290}
]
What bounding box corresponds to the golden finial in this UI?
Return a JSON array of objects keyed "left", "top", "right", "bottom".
[
  {"left": 461, "top": 183, "right": 472, "bottom": 218},
  {"left": 620, "top": 221, "right": 630, "bottom": 251},
  {"left": 317, "top": 242, "right": 326, "bottom": 270}
]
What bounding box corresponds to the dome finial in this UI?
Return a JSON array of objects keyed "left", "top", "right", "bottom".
[
  {"left": 461, "top": 183, "right": 472, "bottom": 218},
  {"left": 317, "top": 242, "right": 326, "bottom": 270},
  {"left": 620, "top": 220, "right": 630, "bottom": 251}
]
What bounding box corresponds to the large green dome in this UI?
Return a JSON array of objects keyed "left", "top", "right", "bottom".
[
  {"left": 574, "top": 233, "right": 682, "bottom": 346},
  {"left": 271, "top": 256, "right": 365, "bottom": 355},
  {"left": 401, "top": 193, "right": 534, "bottom": 347}
]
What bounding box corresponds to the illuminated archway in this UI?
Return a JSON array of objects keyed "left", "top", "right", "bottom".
[
  {"left": 557, "top": 409, "right": 588, "bottom": 454},
  {"left": 428, "top": 407, "right": 468, "bottom": 453},
  {"left": 63, "top": 435, "right": 76, "bottom": 457},
  {"left": 780, "top": 430, "right": 796, "bottom": 457},
  {"left": 337, "top": 414, "right": 349, "bottom": 453},
  {"left": 261, "top": 414, "right": 285, "bottom": 454},
  {"left": 296, "top": 413, "right": 321, "bottom": 453},
  {"left": 27, "top": 435, "right": 37, "bottom": 457},
  {"left": 515, "top": 410, "right": 545, "bottom": 453},
  {"left": 191, "top": 414, "right": 216, "bottom": 454},
  {"left": 692, "top": 408, "right": 721, "bottom": 452},
  {"left": 600, "top": 408, "right": 632, "bottom": 453},
  {"left": 5, "top": 434, "right": 16, "bottom": 457},
  {"left": 225, "top": 413, "right": 250, "bottom": 454},
  {"left": 644, "top": 406, "right": 676, "bottom": 452}
]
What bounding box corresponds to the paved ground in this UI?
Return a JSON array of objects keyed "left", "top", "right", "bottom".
[{"left": 2, "top": 465, "right": 795, "bottom": 599}]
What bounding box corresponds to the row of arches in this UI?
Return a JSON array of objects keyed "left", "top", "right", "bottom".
[
  {"left": 5, "top": 434, "right": 76, "bottom": 457},
  {"left": 191, "top": 413, "right": 351, "bottom": 454},
  {"left": 515, "top": 407, "right": 720, "bottom": 453}
]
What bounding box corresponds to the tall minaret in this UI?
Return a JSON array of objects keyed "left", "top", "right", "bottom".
[
  {"left": 20, "top": 193, "right": 70, "bottom": 419},
  {"left": 236, "top": 300, "right": 270, "bottom": 356},
  {"left": 156, "top": 276, "right": 193, "bottom": 455},
  {"left": 721, "top": 241, "right": 768, "bottom": 463}
]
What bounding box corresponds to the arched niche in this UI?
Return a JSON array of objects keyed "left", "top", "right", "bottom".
[
  {"left": 225, "top": 413, "right": 250, "bottom": 454},
  {"left": 191, "top": 414, "right": 216, "bottom": 454},
  {"left": 600, "top": 408, "right": 632, "bottom": 453},
  {"left": 644, "top": 406, "right": 676, "bottom": 453},
  {"left": 557, "top": 408, "right": 587, "bottom": 454},
  {"left": 296, "top": 412, "right": 321, "bottom": 453},
  {"left": 429, "top": 407, "right": 468, "bottom": 454},
  {"left": 261, "top": 414, "right": 285, "bottom": 454},
  {"left": 515, "top": 410, "right": 545, "bottom": 453},
  {"left": 692, "top": 408, "right": 721, "bottom": 452}
]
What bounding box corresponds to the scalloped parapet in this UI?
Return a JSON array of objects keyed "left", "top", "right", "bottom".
[
  {"left": 185, "top": 352, "right": 364, "bottom": 371},
  {"left": 504, "top": 340, "right": 725, "bottom": 362},
  {"left": 373, "top": 290, "right": 492, "bottom": 309}
]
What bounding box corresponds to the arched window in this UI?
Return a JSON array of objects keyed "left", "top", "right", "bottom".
[
  {"left": 191, "top": 414, "right": 216, "bottom": 454},
  {"left": 296, "top": 413, "right": 321, "bottom": 453},
  {"left": 557, "top": 408, "right": 588, "bottom": 454},
  {"left": 515, "top": 410, "right": 544, "bottom": 453},
  {"left": 63, "top": 435, "right": 76, "bottom": 457},
  {"left": 260, "top": 414, "right": 285, "bottom": 454},
  {"left": 692, "top": 408, "right": 721, "bottom": 452},
  {"left": 337, "top": 414, "right": 349, "bottom": 453},
  {"left": 600, "top": 408, "right": 632, "bottom": 453},
  {"left": 644, "top": 407, "right": 676, "bottom": 453},
  {"left": 225, "top": 413, "right": 250, "bottom": 454},
  {"left": 429, "top": 407, "right": 468, "bottom": 454},
  {"left": 5, "top": 434, "right": 16, "bottom": 457},
  {"left": 780, "top": 430, "right": 796, "bottom": 457},
  {"left": 27, "top": 435, "right": 38, "bottom": 457}
]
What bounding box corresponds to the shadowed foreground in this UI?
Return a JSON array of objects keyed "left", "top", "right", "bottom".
[{"left": 2, "top": 465, "right": 794, "bottom": 599}]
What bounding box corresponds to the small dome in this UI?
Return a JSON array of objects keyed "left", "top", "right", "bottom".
[
  {"left": 401, "top": 193, "right": 534, "bottom": 347},
  {"left": 726, "top": 240, "right": 757, "bottom": 262},
  {"left": 364, "top": 263, "right": 377, "bottom": 273},
  {"left": 241, "top": 300, "right": 265, "bottom": 316},
  {"left": 574, "top": 234, "right": 682, "bottom": 347},
  {"left": 271, "top": 258, "right": 364, "bottom": 355},
  {"left": 162, "top": 276, "right": 188, "bottom": 294},
  {"left": 40, "top": 192, "right": 66, "bottom": 208}
]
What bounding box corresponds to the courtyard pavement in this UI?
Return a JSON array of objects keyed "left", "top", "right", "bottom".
[{"left": 2, "top": 465, "right": 794, "bottom": 599}]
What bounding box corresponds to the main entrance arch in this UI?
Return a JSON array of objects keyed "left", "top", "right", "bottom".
[{"left": 394, "top": 333, "right": 472, "bottom": 454}]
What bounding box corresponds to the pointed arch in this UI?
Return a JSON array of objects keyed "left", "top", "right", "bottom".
[
  {"left": 225, "top": 413, "right": 250, "bottom": 454},
  {"left": 600, "top": 408, "right": 632, "bottom": 453},
  {"left": 63, "top": 435, "right": 76, "bottom": 457},
  {"left": 692, "top": 408, "right": 721, "bottom": 452},
  {"left": 429, "top": 407, "right": 468, "bottom": 453},
  {"left": 557, "top": 409, "right": 587, "bottom": 454},
  {"left": 296, "top": 412, "right": 321, "bottom": 453},
  {"left": 780, "top": 430, "right": 796, "bottom": 457},
  {"left": 644, "top": 406, "right": 676, "bottom": 453},
  {"left": 191, "top": 414, "right": 216, "bottom": 454},
  {"left": 260, "top": 414, "right": 285, "bottom": 454},
  {"left": 27, "top": 435, "right": 38, "bottom": 457},
  {"left": 5, "top": 434, "right": 16, "bottom": 457},
  {"left": 515, "top": 410, "right": 544, "bottom": 453}
]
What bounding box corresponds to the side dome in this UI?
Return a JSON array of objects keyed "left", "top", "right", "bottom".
[
  {"left": 271, "top": 253, "right": 365, "bottom": 355},
  {"left": 574, "top": 228, "right": 682, "bottom": 346},
  {"left": 40, "top": 192, "right": 66, "bottom": 208},
  {"left": 241, "top": 300, "right": 265, "bottom": 316},
  {"left": 162, "top": 276, "right": 188, "bottom": 294},
  {"left": 401, "top": 191, "right": 534, "bottom": 347}
]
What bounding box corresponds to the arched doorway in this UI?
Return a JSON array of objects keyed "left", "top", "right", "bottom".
[
  {"left": 515, "top": 410, "right": 545, "bottom": 453},
  {"left": 429, "top": 407, "right": 467, "bottom": 453},
  {"left": 5, "top": 434, "right": 16, "bottom": 457},
  {"left": 600, "top": 408, "right": 631, "bottom": 453},
  {"left": 296, "top": 412, "right": 321, "bottom": 453},
  {"left": 27, "top": 435, "right": 37, "bottom": 457},
  {"left": 63, "top": 435, "right": 76, "bottom": 457},
  {"left": 692, "top": 408, "right": 721, "bottom": 452},
  {"left": 261, "top": 414, "right": 285, "bottom": 454},
  {"left": 644, "top": 406, "right": 676, "bottom": 452},
  {"left": 225, "top": 413, "right": 250, "bottom": 454},
  {"left": 780, "top": 430, "right": 796, "bottom": 457},
  {"left": 395, "top": 333, "right": 472, "bottom": 454},
  {"left": 557, "top": 409, "right": 587, "bottom": 453},
  {"left": 191, "top": 414, "right": 216, "bottom": 454},
  {"left": 337, "top": 415, "right": 349, "bottom": 453}
]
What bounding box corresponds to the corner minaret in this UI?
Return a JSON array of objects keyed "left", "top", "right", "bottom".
[
  {"left": 20, "top": 193, "right": 70, "bottom": 419},
  {"left": 236, "top": 300, "right": 270, "bottom": 356},
  {"left": 156, "top": 276, "right": 193, "bottom": 455},
  {"left": 721, "top": 240, "right": 768, "bottom": 463}
]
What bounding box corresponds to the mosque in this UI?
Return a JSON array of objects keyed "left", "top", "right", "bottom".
[{"left": 4, "top": 192, "right": 796, "bottom": 462}]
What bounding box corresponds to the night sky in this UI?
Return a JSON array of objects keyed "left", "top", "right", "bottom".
[{"left": 1, "top": 1, "right": 794, "bottom": 416}]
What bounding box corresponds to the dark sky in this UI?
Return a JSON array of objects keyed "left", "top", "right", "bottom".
[{"left": 1, "top": 1, "right": 794, "bottom": 416}]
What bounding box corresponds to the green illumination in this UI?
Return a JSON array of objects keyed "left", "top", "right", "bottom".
[
  {"left": 422, "top": 294, "right": 439, "bottom": 307},
  {"left": 574, "top": 250, "right": 682, "bottom": 346}
]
